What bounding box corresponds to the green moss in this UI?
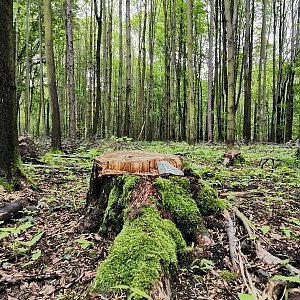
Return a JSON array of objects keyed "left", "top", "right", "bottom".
[
  {"left": 0, "top": 178, "right": 14, "bottom": 191},
  {"left": 91, "top": 206, "right": 186, "bottom": 294},
  {"left": 220, "top": 270, "right": 237, "bottom": 283},
  {"left": 119, "top": 174, "right": 140, "bottom": 205},
  {"left": 102, "top": 175, "right": 140, "bottom": 225},
  {"left": 154, "top": 177, "right": 204, "bottom": 234},
  {"left": 197, "top": 178, "right": 227, "bottom": 213}
]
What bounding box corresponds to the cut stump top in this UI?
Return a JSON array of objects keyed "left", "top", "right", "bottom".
[{"left": 94, "top": 151, "right": 183, "bottom": 176}]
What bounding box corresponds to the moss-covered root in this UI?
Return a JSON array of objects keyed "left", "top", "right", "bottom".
[{"left": 90, "top": 206, "right": 186, "bottom": 296}]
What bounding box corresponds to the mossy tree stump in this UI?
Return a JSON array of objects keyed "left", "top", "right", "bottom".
[{"left": 85, "top": 151, "right": 210, "bottom": 299}]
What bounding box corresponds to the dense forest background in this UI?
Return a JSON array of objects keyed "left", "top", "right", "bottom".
[{"left": 15, "top": 0, "right": 300, "bottom": 146}]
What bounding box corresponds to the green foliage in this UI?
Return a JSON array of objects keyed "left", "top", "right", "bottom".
[
  {"left": 237, "top": 293, "right": 255, "bottom": 300},
  {"left": 77, "top": 238, "right": 91, "bottom": 250},
  {"left": 191, "top": 258, "right": 215, "bottom": 273},
  {"left": 271, "top": 275, "right": 300, "bottom": 283},
  {"left": 91, "top": 206, "right": 186, "bottom": 295},
  {"left": 261, "top": 225, "right": 270, "bottom": 234}
]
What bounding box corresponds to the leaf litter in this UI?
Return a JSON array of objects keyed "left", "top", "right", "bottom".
[{"left": 0, "top": 139, "right": 299, "bottom": 299}]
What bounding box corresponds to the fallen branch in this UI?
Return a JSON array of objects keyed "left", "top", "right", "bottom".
[
  {"left": 0, "top": 273, "right": 60, "bottom": 292},
  {"left": 259, "top": 157, "right": 283, "bottom": 169},
  {"left": 220, "top": 191, "right": 265, "bottom": 199},
  {"left": 0, "top": 200, "right": 23, "bottom": 222},
  {"left": 223, "top": 209, "right": 238, "bottom": 271}
]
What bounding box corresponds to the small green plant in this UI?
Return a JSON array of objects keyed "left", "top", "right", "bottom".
[
  {"left": 260, "top": 225, "right": 270, "bottom": 234},
  {"left": 237, "top": 293, "right": 255, "bottom": 300},
  {"left": 191, "top": 258, "right": 215, "bottom": 273},
  {"left": 280, "top": 226, "right": 292, "bottom": 239},
  {"left": 220, "top": 270, "right": 237, "bottom": 283},
  {"left": 77, "top": 238, "right": 91, "bottom": 249},
  {"left": 112, "top": 285, "right": 151, "bottom": 299}
]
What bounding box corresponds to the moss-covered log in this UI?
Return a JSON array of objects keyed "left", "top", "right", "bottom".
[{"left": 84, "top": 151, "right": 218, "bottom": 298}]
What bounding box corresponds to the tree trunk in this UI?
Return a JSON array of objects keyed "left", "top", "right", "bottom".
[
  {"left": 146, "top": 0, "right": 155, "bottom": 141},
  {"left": 66, "top": 0, "right": 76, "bottom": 140},
  {"left": 207, "top": 0, "right": 214, "bottom": 142},
  {"left": 43, "top": 0, "right": 62, "bottom": 150},
  {"left": 24, "top": 0, "right": 31, "bottom": 135},
  {"left": 0, "top": 0, "right": 23, "bottom": 186},
  {"left": 224, "top": 0, "right": 236, "bottom": 147},
  {"left": 38, "top": 0, "right": 46, "bottom": 136},
  {"left": 117, "top": 0, "right": 123, "bottom": 137},
  {"left": 243, "top": 0, "right": 252, "bottom": 144},
  {"left": 124, "top": 0, "right": 131, "bottom": 137},
  {"left": 92, "top": 0, "right": 103, "bottom": 137},
  {"left": 186, "top": 0, "right": 195, "bottom": 144}
]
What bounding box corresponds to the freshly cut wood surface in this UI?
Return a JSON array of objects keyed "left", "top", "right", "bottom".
[{"left": 94, "top": 151, "right": 182, "bottom": 175}]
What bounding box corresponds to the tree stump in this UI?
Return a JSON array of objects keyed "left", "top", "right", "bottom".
[{"left": 85, "top": 151, "right": 208, "bottom": 299}]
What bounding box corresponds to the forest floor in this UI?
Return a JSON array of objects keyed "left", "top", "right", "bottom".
[{"left": 0, "top": 139, "right": 300, "bottom": 300}]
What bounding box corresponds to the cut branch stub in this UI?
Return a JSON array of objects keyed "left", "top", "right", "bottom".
[{"left": 94, "top": 151, "right": 183, "bottom": 176}]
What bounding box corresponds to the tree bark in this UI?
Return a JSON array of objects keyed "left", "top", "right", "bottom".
[
  {"left": 243, "top": 0, "right": 252, "bottom": 144},
  {"left": 224, "top": 0, "right": 236, "bottom": 147},
  {"left": 117, "top": 0, "right": 123, "bottom": 137},
  {"left": 43, "top": 0, "right": 62, "bottom": 150},
  {"left": 124, "top": 0, "right": 132, "bottom": 137},
  {"left": 186, "top": 0, "right": 195, "bottom": 144},
  {"left": 0, "top": 0, "right": 23, "bottom": 185},
  {"left": 66, "top": 0, "right": 76, "bottom": 140},
  {"left": 207, "top": 0, "right": 214, "bottom": 142}
]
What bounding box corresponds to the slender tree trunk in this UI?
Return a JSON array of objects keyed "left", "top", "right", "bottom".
[
  {"left": 186, "top": 0, "right": 195, "bottom": 144},
  {"left": 140, "top": 1, "right": 147, "bottom": 140},
  {"left": 163, "top": 0, "right": 171, "bottom": 140},
  {"left": 38, "top": 1, "right": 46, "bottom": 136},
  {"left": 243, "top": 0, "right": 252, "bottom": 144},
  {"left": 224, "top": 0, "right": 236, "bottom": 147},
  {"left": 176, "top": 5, "right": 184, "bottom": 141},
  {"left": 270, "top": 1, "right": 277, "bottom": 142},
  {"left": 117, "top": 0, "right": 123, "bottom": 137},
  {"left": 66, "top": 0, "right": 76, "bottom": 140},
  {"left": 207, "top": 0, "right": 214, "bottom": 142},
  {"left": 136, "top": 1, "right": 147, "bottom": 139},
  {"left": 170, "top": 0, "right": 176, "bottom": 140},
  {"left": 124, "top": 0, "right": 131, "bottom": 137},
  {"left": 285, "top": 0, "right": 296, "bottom": 142},
  {"left": 92, "top": 0, "right": 103, "bottom": 137},
  {"left": 146, "top": 0, "right": 155, "bottom": 141},
  {"left": 25, "top": 0, "right": 31, "bottom": 134},
  {"left": 43, "top": 0, "right": 62, "bottom": 150}
]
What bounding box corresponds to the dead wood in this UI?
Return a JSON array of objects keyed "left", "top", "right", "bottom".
[
  {"left": 150, "top": 272, "right": 172, "bottom": 300},
  {"left": 0, "top": 273, "right": 60, "bottom": 292},
  {"left": 0, "top": 200, "right": 23, "bottom": 222},
  {"left": 220, "top": 191, "right": 265, "bottom": 198},
  {"left": 259, "top": 157, "right": 283, "bottom": 169},
  {"left": 223, "top": 149, "right": 242, "bottom": 166},
  {"left": 223, "top": 209, "right": 238, "bottom": 271}
]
